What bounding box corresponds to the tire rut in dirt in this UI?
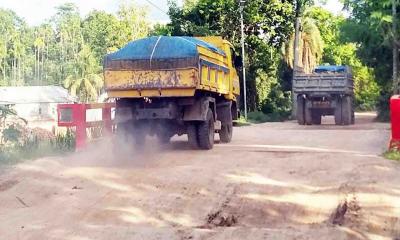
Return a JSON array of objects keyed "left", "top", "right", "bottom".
[{"left": 200, "top": 185, "right": 239, "bottom": 228}]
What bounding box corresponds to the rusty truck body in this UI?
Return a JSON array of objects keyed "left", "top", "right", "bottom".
[{"left": 103, "top": 36, "right": 241, "bottom": 149}]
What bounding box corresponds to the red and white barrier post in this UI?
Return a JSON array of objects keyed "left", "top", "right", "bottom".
[{"left": 57, "top": 103, "right": 115, "bottom": 151}]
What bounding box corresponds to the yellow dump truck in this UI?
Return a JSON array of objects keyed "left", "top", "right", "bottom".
[{"left": 104, "top": 36, "right": 241, "bottom": 149}]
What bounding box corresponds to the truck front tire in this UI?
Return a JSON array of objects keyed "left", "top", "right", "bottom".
[{"left": 197, "top": 108, "right": 215, "bottom": 150}]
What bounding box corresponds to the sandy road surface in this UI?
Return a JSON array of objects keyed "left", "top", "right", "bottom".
[{"left": 0, "top": 113, "right": 399, "bottom": 240}]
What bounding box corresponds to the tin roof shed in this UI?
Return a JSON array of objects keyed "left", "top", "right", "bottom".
[{"left": 0, "top": 86, "right": 75, "bottom": 104}]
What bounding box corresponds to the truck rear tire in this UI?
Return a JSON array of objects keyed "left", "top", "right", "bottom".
[
  {"left": 187, "top": 123, "right": 199, "bottom": 149},
  {"left": 304, "top": 100, "right": 313, "bottom": 125},
  {"left": 297, "top": 96, "right": 305, "bottom": 125},
  {"left": 334, "top": 98, "right": 342, "bottom": 125},
  {"left": 197, "top": 108, "right": 215, "bottom": 150},
  {"left": 157, "top": 132, "right": 172, "bottom": 144},
  {"left": 312, "top": 112, "right": 322, "bottom": 125},
  {"left": 342, "top": 96, "right": 352, "bottom": 125},
  {"left": 219, "top": 122, "right": 233, "bottom": 143},
  {"left": 132, "top": 122, "right": 146, "bottom": 148}
]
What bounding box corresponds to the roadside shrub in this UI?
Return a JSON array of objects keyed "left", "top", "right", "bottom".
[
  {"left": 246, "top": 111, "right": 290, "bottom": 123},
  {"left": 53, "top": 128, "right": 75, "bottom": 153},
  {"left": 2, "top": 124, "right": 22, "bottom": 144},
  {"left": 0, "top": 127, "right": 76, "bottom": 165}
]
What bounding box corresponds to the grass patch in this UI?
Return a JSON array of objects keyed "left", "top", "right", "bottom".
[
  {"left": 384, "top": 150, "right": 400, "bottom": 162},
  {"left": 236, "top": 111, "right": 290, "bottom": 125}
]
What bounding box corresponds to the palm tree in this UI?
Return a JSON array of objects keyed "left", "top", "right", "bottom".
[
  {"left": 64, "top": 73, "right": 103, "bottom": 102},
  {"left": 284, "top": 17, "right": 324, "bottom": 74},
  {"left": 64, "top": 43, "right": 103, "bottom": 102}
]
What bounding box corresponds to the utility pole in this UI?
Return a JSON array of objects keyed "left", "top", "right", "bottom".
[
  {"left": 292, "top": 0, "right": 302, "bottom": 117},
  {"left": 240, "top": 0, "right": 247, "bottom": 119}
]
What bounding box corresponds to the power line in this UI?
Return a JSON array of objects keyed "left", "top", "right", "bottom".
[{"left": 143, "top": 0, "right": 169, "bottom": 16}]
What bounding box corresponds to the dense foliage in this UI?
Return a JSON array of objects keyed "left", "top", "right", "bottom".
[
  {"left": 161, "top": 0, "right": 380, "bottom": 116},
  {"left": 164, "top": 0, "right": 295, "bottom": 115},
  {"left": 0, "top": 0, "right": 389, "bottom": 118},
  {"left": 0, "top": 2, "right": 149, "bottom": 101},
  {"left": 341, "top": 0, "right": 398, "bottom": 119}
]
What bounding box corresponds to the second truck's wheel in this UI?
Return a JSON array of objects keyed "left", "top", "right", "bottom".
[
  {"left": 341, "top": 96, "right": 352, "bottom": 125},
  {"left": 334, "top": 98, "right": 342, "bottom": 125},
  {"left": 312, "top": 112, "right": 322, "bottom": 125},
  {"left": 197, "top": 108, "right": 215, "bottom": 150},
  {"left": 304, "top": 100, "right": 313, "bottom": 125},
  {"left": 297, "top": 95, "right": 306, "bottom": 125}
]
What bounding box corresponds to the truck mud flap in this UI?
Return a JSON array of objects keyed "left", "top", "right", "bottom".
[{"left": 183, "top": 97, "right": 215, "bottom": 121}]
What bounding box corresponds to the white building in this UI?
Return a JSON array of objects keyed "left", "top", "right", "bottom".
[{"left": 0, "top": 86, "right": 75, "bottom": 129}]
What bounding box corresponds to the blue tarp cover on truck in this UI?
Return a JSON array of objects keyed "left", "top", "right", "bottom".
[
  {"left": 314, "top": 66, "right": 348, "bottom": 73},
  {"left": 104, "top": 36, "right": 225, "bottom": 71}
]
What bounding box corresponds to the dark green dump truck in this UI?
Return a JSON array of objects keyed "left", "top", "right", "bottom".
[{"left": 294, "top": 66, "right": 355, "bottom": 125}]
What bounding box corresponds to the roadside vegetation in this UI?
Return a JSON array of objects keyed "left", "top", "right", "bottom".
[
  {"left": 0, "top": 105, "right": 75, "bottom": 165},
  {"left": 384, "top": 150, "right": 400, "bottom": 162}
]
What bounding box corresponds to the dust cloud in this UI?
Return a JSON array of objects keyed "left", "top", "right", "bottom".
[{"left": 65, "top": 135, "right": 171, "bottom": 168}]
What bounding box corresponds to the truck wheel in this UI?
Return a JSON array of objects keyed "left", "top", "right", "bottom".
[
  {"left": 157, "top": 132, "right": 172, "bottom": 144},
  {"left": 197, "top": 108, "right": 215, "bottom": 150},
  {"left": 187, "top": 123, "right": 199, "bottom": 149},
  {"left": 304, "top": 100, "right": 313, "bottom": 125},
  {"left": 342, "top": 96, "right": 352, "bottom": 125},
  {"left": 132, "top": 121, "right": 146, "bottom": 148},
  {"left": 297, "top": 95, "right": 305, "bottom": 125},
  {"left": 219, "top": 122, "right": 233, "bottom": 143},
  {"left": 114, "top": 122, "right": 129, "bottom": 154},
  {"left": 312, "top": 112, "right": 322, "bottom": 125},
  {"left": 334, "top": 98, "right": 342, "bottom": 125}
]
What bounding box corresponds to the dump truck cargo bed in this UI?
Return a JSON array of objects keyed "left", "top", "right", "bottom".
[{"left": 293, "top": 73, "right": 354, "bottom": 95}]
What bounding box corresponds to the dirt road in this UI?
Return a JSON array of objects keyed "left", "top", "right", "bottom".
[{"left": 0, "top": 113, "right": 399, "bottom": 240}]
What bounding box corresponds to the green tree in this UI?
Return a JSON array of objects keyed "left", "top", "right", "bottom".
[
  {"left": 306, "top": 7, "right": 379, "bottom": 110},
  {"left": 168, "top": 0, "right": 295, "bottom": 111},
  {"left": 284, "top": 16, "right": 323, "bottom": 74},
  {"left": 118, "top": 2, "right": 150, "bottom": 43},
  {"left": 343, "top": 0, "right": 397, "bottom": 118},
  {"left": 64, "top": 43, "right": 103, "bottom": 102},
  {"left": 82, "top": 11, "right": 124, "bottom": 62}
]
